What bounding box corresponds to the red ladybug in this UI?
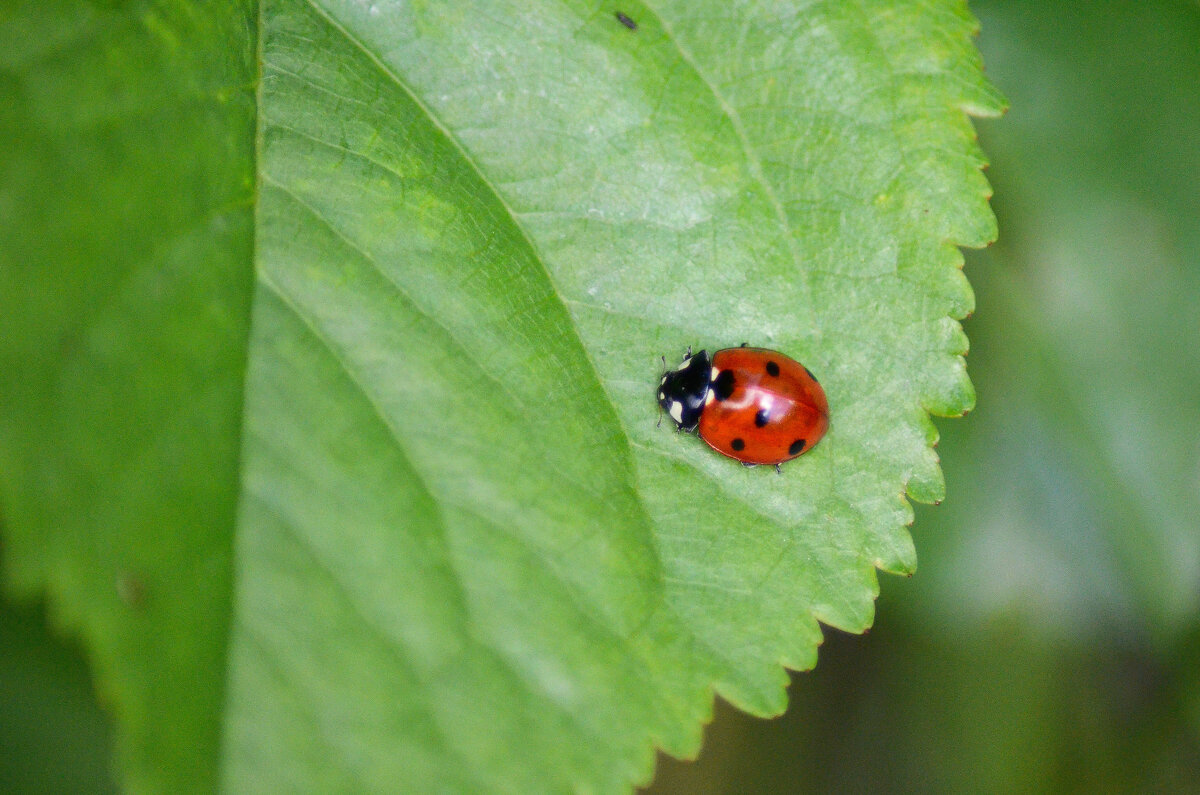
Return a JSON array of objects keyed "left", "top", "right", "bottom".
[{"left": 657, "top": 346, "right": 829, "bottom": 470}]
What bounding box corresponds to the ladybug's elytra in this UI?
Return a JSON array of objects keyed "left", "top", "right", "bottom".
[{"left": 657, "top": 346, "right": 829, "bottom": 469}]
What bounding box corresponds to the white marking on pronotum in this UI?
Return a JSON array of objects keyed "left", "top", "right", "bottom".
[
  {"left": 669, "top": 402, "right": 684, "bottom": 424},
  {"left": 711, "top": 366, "right": 719, "bottom": 382},
  {"left": 658, "top": 391, "right": 665, "bottom": 401}
]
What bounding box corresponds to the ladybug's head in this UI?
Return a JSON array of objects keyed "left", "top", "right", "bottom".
[{"left": 657, "top": 349, "right": 711, "bottom": 431}]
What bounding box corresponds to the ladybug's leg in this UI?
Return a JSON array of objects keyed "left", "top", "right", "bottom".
[
  {"left": 740, "top": 342, "right": 748, "bottom": 347},
  {"left": 741, "top": 461, "right": 757, "bottom": 468},
  {"left": 685, "top": 345, "right": 692, "bottom": 358},
  {"left": 774, "top": 463, "right": 783, "bottom": 475}
]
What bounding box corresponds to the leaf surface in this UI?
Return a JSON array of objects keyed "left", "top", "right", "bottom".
[{"left": 0, "top": 1, "right": 1000, "bottom": 792}]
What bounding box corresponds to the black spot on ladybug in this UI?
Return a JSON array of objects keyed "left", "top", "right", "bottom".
[
  {"left": 615, "top": 11, "right": 637, "bottom": 29},
  {"left": 789, "top": 439, "right": 806, "bottom": 456},
  {"left": 731, "top": 438, "right": 745, "bottom": 452},
  {"left": 713, "top": 369, "right": 736, "bottom": 401},
  {"left": 766, "top": 361, "right": 780, "bottom": 377},
  {"left": 804, "top": 367, "right": 818, "bottom": 382},
  {"left": 754, "top": 409, "right": 769, "bottom": 427}
]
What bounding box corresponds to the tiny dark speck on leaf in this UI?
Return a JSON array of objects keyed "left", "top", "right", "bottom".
[
  {"left": 117, "top": 572, "right": 147, "bottom": 608},
  {"left": 615, "top": 11, "right": 637, "bottom": 30}
]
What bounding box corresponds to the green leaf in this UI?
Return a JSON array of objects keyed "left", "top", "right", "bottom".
[
  {"left": 1, "top": 1, "right": 1001, "bottom": 792},
  {"left": 0, "top": 2, "right": 256, "bottom": 792}
]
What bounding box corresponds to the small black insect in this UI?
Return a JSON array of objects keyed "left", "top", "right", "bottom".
[{"left": 615, "top": 11, "right": 637, "bottom": 30}]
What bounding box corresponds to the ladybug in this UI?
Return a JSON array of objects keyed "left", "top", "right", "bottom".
[{"left": 657, "top": 345, "right": 829, "bottom": 470}]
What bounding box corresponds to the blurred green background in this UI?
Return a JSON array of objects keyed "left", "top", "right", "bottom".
[{"left": 3, "top": 0, "right": 1199, "bottom": 792}]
